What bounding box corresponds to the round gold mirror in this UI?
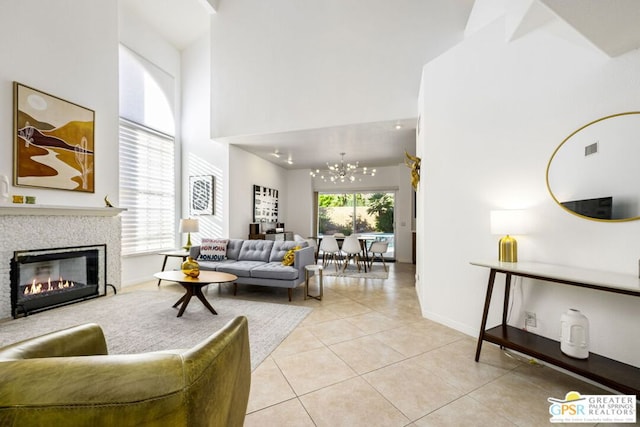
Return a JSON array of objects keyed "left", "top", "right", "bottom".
[{"left": 546, "top": 112, "right": 640, "bottom": 222}]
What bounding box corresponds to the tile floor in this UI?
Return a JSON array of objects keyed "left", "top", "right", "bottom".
[
  {"left": 134, "top": 261, "right": 636, "bottom": 426},
  {"left": 236, "top": 262, "right": 635, "bottom": 427}
]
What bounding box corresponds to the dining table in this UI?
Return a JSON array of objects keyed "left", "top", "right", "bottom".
[{"left": 311, "top": 235, "right": 377, "bottom": 272}]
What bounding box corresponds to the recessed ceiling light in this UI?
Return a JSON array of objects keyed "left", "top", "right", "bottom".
[
  {"left": 271, "top": 151, "right": 281, "bottom": 158},
  {"left": 394, "top": 123, "right": 402, "bottom": 130}
]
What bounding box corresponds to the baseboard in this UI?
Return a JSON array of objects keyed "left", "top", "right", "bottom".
[{"left": 420, "top": 308, "right": 478, "bottom": 338}]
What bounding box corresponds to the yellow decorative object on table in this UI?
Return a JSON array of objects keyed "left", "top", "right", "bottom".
[{"left": 181, "top": 256, "right": 200, "bottom": 278}]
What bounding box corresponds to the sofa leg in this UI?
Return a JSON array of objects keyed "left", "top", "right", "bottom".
[
  {"left": 233, "top": 283, "right": 238, "bottom": 296},
  {"left": 288, "top": 288, "right": 292, "bottom": 302}
]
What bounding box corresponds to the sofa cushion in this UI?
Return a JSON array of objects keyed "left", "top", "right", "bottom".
[
  {"left": 198, "top": 238, "right": 228, "bottom": 261},
  {"left": 269, "top": 240, "right": 308, "bottom": 262},
  {"left": 197, "top": 260, "right": 236, "bottom": 271},
  {"left": 237, "top": 240, "right": 274, "bottom": 262},
  {"left": 217, "top": 261, "right": 266, "bottom": 278},
  {"left": 250, "top": 263, "right": 299, "bottom": 280},
  {"left": 226, "top": 239, "right": 245, "bottom": 260}
]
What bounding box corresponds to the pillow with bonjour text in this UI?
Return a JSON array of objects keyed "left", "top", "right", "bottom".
[
  {"left": 198, "top": 238, "right": 229, "bottom": 261},
  {"left": 281, "top": 246, "right": 301, "bottom": 266}
]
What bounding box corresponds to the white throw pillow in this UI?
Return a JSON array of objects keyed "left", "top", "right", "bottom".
[{"left": 198, "top": 238, "right": 229, "bottom": 261}]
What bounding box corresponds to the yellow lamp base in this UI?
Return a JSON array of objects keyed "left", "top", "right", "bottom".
[
  {"left": 498, "top": 235, "right": 518, "bottom": 262},
  {"left": 183, "top": 232, "right": 193, "bottom": 251}
]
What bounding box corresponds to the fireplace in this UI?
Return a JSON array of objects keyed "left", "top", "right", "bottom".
[{"left": 10, "top": 244, "right": 108, "bottom": 318}]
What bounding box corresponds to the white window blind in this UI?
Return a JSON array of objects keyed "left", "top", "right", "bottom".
[{"left": 119, "top": 118, "right": 175, "bottom": 255}]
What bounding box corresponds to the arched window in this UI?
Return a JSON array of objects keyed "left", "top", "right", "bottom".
[{"left": 118, "top": 45, "right": 176, "bottom": 255}]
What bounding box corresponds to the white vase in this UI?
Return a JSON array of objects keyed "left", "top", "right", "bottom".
[{"left": 560, "top": 309, "right": 589, "bottom": 359}]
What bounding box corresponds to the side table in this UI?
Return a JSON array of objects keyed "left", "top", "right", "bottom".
[
  {"left": 157, "top": 250, "right": 190, "bottom": 286},
  {"left": 304, "top": 265, "right": 323, "bottom": 301}
]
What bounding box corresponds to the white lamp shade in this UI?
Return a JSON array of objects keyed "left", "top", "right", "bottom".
[
  {"left": 490, "top": 210, "right": 528, "bottom": 235},
  {"left": 179, "top": 218, "right": 199, "bottom": 233}
]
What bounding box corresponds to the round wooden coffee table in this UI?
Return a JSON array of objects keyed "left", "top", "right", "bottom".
[{"left": 153, "top": 270, "right": 238, "bottom": 317}]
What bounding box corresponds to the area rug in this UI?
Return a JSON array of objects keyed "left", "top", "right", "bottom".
[
  {"left": 0, "top": 290, "right": 312, "bottom": 371},
  {"left": 323, "top": 269, "right": 388, "bottom": 279}
]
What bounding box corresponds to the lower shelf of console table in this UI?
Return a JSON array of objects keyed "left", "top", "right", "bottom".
[
  {"left": 471, "top": 260, "right": 640, "bottom": 398},
  {"left": 483, "top": 325, "right": 640, "bottom": 397}
]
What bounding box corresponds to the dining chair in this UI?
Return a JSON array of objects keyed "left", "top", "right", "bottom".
[
  {"left": 341, "top": 235, "right": 363, "bottom": 272},
  {"left": 368, "top": 240, "right": 389, "bottom": 271},
  {"left": 319, "top": 235, "right": 341, "bottom": 271}
]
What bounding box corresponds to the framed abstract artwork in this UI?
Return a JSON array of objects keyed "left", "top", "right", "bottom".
[
  {"left": 14, "top": 82, "right": 95, "bottom": 192},
  {"left": 253, "top": 184, "right": 278, "bottom": 223},
  {"left": 190, "top": 175, "right": 215, "bottom": 215}
]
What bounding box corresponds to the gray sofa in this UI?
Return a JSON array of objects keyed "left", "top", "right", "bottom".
[{"left": 189, "top": 239, "right": 316, "bottom": 301}]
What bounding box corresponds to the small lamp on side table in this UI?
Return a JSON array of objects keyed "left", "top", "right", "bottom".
[
  {"left": 490, "top": 210, "right": 527, "bottom": 263},
  {"left": 179, "top": 218, "right": 199, "bottom": 250}
]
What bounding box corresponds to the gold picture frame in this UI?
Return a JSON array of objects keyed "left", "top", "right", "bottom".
[{"left": 14, "top": 82, "right": 95, "bottom": 192}]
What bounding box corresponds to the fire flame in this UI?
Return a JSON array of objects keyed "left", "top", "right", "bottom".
[{"left": 23, "top": 277, "right": 75, "bottom": 295}]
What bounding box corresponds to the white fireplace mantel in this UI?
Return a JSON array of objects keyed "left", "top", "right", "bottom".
[{"left": 0, "top": 204, "right": 126, "bottom": 217}]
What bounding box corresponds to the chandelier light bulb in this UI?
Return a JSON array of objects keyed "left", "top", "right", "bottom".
[{"left": 310, "top": 152, "right": 375, "bottom": 184}]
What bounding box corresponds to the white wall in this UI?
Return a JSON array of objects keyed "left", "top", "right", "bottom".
[
  {"left": 181, "top": 33, "right": 230, "bottom": 249},
  {"left": 285, "top": 170, "right": 314, "bottom": 238},
  {"left": 209, "top": 0, "right": 426, "bottom": 262},
  {"left": 0, "top": 0, "right": 119, "bottom": 208},
  {"left": 0, "top": 1, "right": 121, "bottom": 290},
  {"left": 228, "top": 146, "right": 289, "bottom": 239},
  {"left": 210, "top": 0, "right": 472, "bottom": 138},
  {"left": 418, "top": 18, "right": 640, "bottom": 367}
]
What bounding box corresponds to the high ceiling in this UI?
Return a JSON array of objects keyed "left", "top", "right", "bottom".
[
  {"left": 120, "top": 0, "right": 474, "bottom": 170},
  {"left": 120, "top": 0, "right": 640, "bottom": 171}
]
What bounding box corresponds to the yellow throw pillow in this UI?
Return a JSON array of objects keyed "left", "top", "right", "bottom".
[{"left": 281, "top": 246, "right": 301, "bottom": 266}]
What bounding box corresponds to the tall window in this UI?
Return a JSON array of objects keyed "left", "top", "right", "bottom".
[
  {"left": 119, "top": 45, "right": 176, "bottom": 255},
  {"left": 119, "top": 119, "right": 175, "bottom": 254}
]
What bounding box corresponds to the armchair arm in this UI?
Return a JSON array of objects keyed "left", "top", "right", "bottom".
[
  {"left": 0, "top": 323, "right": 107, "bottom": 360},
  {"left": 181, "top": 316, "right": 251, "bottom": 427},
  {"left": 0, "top": 317, "right": 251, "bottom": 427}
]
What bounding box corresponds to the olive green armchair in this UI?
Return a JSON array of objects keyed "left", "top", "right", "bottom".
[{"left": 0, "top": 316, "right": 251, "bottom": 427}]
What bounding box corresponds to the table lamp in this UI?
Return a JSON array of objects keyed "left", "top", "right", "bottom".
[
  {"left": 490, "top": 210, "right": 527, "bottom": 262},
  {"left": 179, "top": 218, "right": 199, "bottom": 250}
]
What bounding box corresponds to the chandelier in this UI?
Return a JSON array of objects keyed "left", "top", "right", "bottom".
[{"left": 309, "top": 152, "right": 376, "bottom": 183}]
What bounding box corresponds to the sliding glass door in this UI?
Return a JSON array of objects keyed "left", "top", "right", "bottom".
[{"left": 317, "top": 192, "right": 395, "bottom": 260}]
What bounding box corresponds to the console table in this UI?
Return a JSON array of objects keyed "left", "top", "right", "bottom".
[{"left": 471, "top": 260, "right": 640, "bottom": 397}]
